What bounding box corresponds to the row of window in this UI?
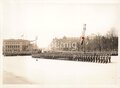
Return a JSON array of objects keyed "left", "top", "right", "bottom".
[
  {"left": 52, "top": 43, "right": 77, "bottom": 48},
  {"left": 5, "top": 49, "right": 20, "bottom": 52},
  {"left": 5, "top": 42, "right": 20, "bottom": 44},
  {"left": 5, "top": 45, "right": 20, "bottom": 48}
]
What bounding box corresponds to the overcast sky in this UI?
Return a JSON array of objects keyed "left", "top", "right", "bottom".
[{"left": 1, "top": 0, "right": 120, "bottom": 48}]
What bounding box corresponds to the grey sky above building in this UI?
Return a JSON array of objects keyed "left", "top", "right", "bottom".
[{"left": 1, "top": 0, "right": 119, "bottom": 48}]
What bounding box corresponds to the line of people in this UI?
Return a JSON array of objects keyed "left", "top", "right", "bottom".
[{"left": 73, "top": 55, "right": 111, "bottom": 63}]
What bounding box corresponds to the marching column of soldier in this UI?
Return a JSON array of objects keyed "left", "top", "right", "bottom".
[
  {"left": 73, "top": 54, "right": 111, "bottom": 63},
  {"left": 34, "top": 52, "right": 111, "bottom": 63}
]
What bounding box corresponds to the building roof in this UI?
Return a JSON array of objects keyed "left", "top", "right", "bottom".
[
  {"left": 3, "top": 39, "right": 30, "bottom": 42},
  {"left": 53, "top": 37, "right": 80, "bottom": 42}
]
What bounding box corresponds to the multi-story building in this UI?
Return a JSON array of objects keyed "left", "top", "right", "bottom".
[
  {"left": 3, "top": 39, "right": 34, "bottom": 55},
  {"left": 50, "top": 36, "right": 80, "bottom": 51}
]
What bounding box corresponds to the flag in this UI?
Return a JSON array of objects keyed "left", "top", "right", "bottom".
[
  {"left": 81, "top": 40, "right": 84, "bottom": 45},
  {"left": 81, "top": 36, "right": 84, "bottom": 45}
]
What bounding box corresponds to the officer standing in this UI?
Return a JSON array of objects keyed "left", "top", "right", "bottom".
[
  {"left": 97, "top": 55, "right": 100, "bottom": 63},
  {"left": 81, "top": 55, "right": 83, "bottom": 61},
  {"left": 87, "top": 55, "right": 89, "bottom": 62},
  {"left": 88, "top": 55, "right": 90, "bottom": 62},
  {"left": 100, "top": 55, "right": 102, "bottom": 63},
  {"left": 93, "top": 55, "right": 95, "bottom": 62},
  {"left": 90, "top": 55, "right": 92, "bottom": 62},
  {"left": 83, "top": 55, "right": 85, "bottom": 62},
  {"left": 80, "top": 55, "right": 82, "bottom": 61},
  {"left": 92, "top": 55, "right": 94, "bottom": 62},
  {"left": 102, "top": 55, "right": 104, "bottom": 63},
  {"left": 85, "top": 55, "right": 87, "bottom": 62},
  {"left": 78, "top": 55, "right": 80, "bottom": 61},
  {"left": 95, "top": 55, "right": 97, "bottom": 63},
  {"left": 108, "top": 54, "right": 111, "bottom": 63},
  {"left": 103, "top": 55, "right": 105, "bottom": 63},
  {"left": 105, "top": 55, "right": 108, "bottom": 63}
]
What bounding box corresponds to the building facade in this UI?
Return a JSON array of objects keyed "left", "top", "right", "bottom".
[
  {"left": 50, "top": 37, "right": 80, "bottom": 51},
  {"left": 3, "top": 39, "right": 34, "bottom": 55}
]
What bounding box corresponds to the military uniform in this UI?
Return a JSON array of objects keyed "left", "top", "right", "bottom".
[{"left": 108, "top": 55, "right": 111, "bottom": 63}]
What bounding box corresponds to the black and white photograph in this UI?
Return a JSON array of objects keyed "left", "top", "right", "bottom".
[{"left": 0, "top": 0, "right": 120, "bottom": 88}]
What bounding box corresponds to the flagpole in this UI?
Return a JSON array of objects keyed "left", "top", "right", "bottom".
[{"left": 83, "top": 24, "right": 86, "bottom": 54}]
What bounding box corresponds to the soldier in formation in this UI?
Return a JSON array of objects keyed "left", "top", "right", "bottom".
[{"left": 74, "top": 54, "right": 111, "bottom": 63}]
